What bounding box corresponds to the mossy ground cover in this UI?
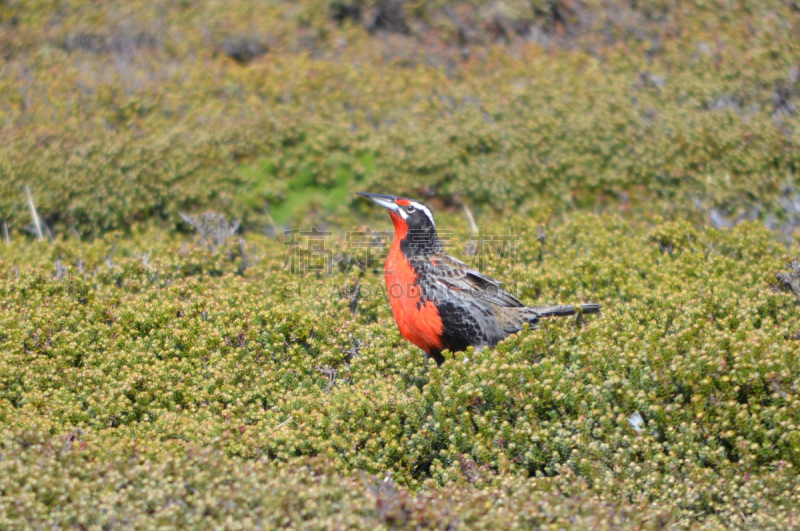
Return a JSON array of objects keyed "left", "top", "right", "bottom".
[
  {"left": 2, "top": 217, "right": 799, "bottom": 528},
  {"left": 1, "top": 0, "right": 800, "bottom": 529}
]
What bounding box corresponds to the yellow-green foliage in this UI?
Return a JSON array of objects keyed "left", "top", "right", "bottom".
[
  {"left": 0, "top": 1, "right": 799, "bottom": 233},
  {"left": 0, "top": 441, "right": 679, "bottom": 530},
  {"left": 2, "top": 1, "right": 800, "bottom": 528},
  {"left": 1, "top": 217, "right": 799, "bottom": 528}
]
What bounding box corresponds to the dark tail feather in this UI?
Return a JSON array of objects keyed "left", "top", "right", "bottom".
[{"left": 530, "top": 303, "right": 601, "bottom": 318}]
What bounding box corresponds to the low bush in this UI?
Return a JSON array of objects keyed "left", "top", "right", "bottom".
[
  {"left": 1, "top": 217, "right": 799, "bottom": 527},
  {"left": 2, "top": 1, "right": 800, "bottom": 527},
  {"left": 0, "top": 1, "right": 798, "bottom": 235}
]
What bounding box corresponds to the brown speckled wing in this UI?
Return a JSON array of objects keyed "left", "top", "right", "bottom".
[{"left": 419, "top": 252, "right": 525, "bottom": 308}]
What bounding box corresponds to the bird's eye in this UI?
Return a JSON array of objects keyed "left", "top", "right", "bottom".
[{"left": 406, "top": 205, "right": 416, "bottom": 213}]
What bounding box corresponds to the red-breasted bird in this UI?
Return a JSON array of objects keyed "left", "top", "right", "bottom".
[{"left": 358, "top": 192, "right": 600, "bottom": 365}]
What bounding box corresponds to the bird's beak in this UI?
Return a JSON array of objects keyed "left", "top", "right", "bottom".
[{"left": 357, "top": 192, "right": 400, "bottom": 213}]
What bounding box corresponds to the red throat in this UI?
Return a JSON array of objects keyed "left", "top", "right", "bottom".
[{"left": 389, "top": 210, "right": 408, "bottom": 241}]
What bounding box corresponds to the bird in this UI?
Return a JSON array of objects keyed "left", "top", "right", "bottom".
[{"left": 358, "top": 192, "right": 600, "bottom": 366}]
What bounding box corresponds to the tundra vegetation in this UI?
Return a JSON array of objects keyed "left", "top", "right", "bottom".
[{"left": 1, "top": 0, "right": 800, "bottom": 529}]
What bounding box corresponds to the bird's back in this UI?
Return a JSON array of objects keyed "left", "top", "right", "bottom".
[{"left": 413, "top": 251, "right": 600, "bottom": 352}]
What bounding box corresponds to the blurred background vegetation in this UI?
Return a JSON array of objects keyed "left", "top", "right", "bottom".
[
  {"left": 2, "top": 1, "right": 800, "bottom": 528},
  {"left": 0, "top": 0, "right": 799, "bottom": 236}
]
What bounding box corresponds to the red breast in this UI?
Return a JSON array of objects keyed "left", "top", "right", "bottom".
[{"left": 384, "top": 210, "right": 444, "bottom": 354}]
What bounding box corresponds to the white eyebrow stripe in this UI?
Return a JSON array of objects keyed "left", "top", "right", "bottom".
[{"left": 411, "top": 202, "right": 435, "bottom": 227}]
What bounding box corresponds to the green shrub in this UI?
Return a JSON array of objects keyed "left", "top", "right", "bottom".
[
  {"left": 0, "top": 0, "right": 798, "bottom": 234},
  {"left": 1, "top": 218, "right": 799, "bottom": 527},
  {"left": 2, "top": 1, "right": 800, "bottom": 527}
]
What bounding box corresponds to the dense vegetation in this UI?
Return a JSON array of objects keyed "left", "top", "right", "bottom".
[
  {"left": 1, "top": 0, "right": 800, "bottom": 528},
  {"left": 2, "top": 0, "right": 800, "bottom": 235}
]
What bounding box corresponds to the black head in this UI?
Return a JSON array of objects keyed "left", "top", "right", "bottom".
[{"left": 357, "top": 192, "right": 439, "bottom": 254}]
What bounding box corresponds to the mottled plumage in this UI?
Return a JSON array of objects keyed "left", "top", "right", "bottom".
[{"left": 358, "top": 192, "right": 601, "bottom": 365}]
